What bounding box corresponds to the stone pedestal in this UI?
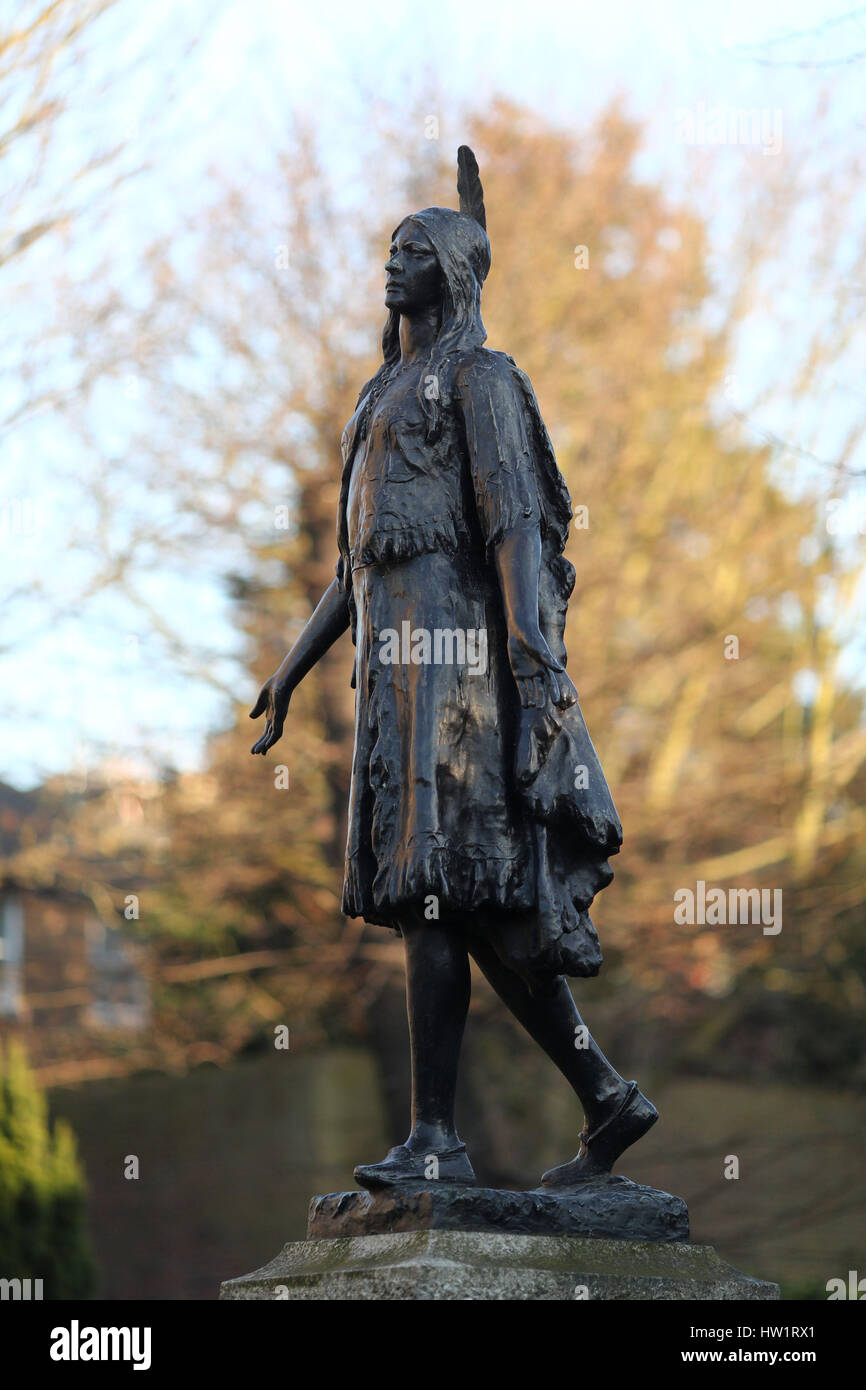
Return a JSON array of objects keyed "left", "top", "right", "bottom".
[
  {"left": 219, "top": 1230, "right": 778, "bottom": 1300},
  {"left": 219, "top": 1180, "right": 779, "bottom": 1301}
]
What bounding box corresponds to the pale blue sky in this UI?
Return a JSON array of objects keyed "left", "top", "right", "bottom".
[{"left": 2, "top": 0, "right": 865, "bottom": 788}]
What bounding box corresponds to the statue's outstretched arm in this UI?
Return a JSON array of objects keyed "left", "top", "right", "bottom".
[{"left": 249, "top": 576, "right": 350, "bottom": 755}]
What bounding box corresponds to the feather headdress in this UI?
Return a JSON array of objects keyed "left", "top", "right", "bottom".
[{"left": 456, "top": 144, "right": 486, "bottom": 230}]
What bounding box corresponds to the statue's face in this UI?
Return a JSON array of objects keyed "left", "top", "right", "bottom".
[{"left": 384, "top": 222, "right": 443, "bottom": 314}]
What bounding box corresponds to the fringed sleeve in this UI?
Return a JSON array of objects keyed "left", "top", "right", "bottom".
[{"left": 454, "top": 355, "right": 541, "bottom": 551}]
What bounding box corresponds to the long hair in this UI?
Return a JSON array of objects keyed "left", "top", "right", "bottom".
[{"left": 357, "top": 206, "right": 491, "bottom": 442}]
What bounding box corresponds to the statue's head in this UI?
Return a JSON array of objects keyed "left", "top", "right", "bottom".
[
  {"left": 384, "top": 202, "right": 491, "bottom": 322},
  {"left": 381, "top": 147, "right": 490, "bottom": 357},
  {"left": 373, "top": 148, "right": 491, "bottom": 440}
]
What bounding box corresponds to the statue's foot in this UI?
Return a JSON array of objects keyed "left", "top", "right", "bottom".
[
  {"left": 540, "top": 1081, "right": 658, "bottom": 1190},
  {"left": 353, "top": 1142, "right": 476, "bottom": 1190}
]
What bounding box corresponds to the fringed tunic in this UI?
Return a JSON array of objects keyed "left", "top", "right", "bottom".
[{"left": 335, "top": 346, "right": 622, "bottom": 984}]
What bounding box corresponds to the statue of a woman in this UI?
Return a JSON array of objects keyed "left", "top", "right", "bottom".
[{"left": 250, "top": 148, "right": 657, "bottom": 1191}]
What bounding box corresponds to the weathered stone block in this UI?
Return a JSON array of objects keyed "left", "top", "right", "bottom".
[{"left": 219, "top": 1230, "right": 780, "bottom": 1301}]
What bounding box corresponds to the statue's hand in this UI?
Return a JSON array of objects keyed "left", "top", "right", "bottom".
[
  {"left": 515, "top": 704, "right": 561, "bottom": 786},
  {"left": 507, "top": 630, "right": 578, "bottom": 711},
  {"left": 249, "top": 673, "right": 293, "bottom": 755}
]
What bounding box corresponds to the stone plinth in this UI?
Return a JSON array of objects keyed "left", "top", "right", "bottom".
[{"left": 219, "top": 1230, "right": 779, "bottom": 1301}]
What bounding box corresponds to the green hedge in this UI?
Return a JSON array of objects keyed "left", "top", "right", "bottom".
[{"left": 0, "top": 1041, "right": 96, "bottom": 1299}]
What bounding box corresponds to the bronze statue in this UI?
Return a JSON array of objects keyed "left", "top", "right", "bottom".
[{"left": 250, "top": 147, "right": 657, "bottom": 1191}]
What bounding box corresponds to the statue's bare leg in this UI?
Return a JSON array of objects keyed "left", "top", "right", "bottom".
[
  {"left": 353, "top": 913, "right": 475, "bottom": 1189},
  {"left": 466, "top": 932, "right": 657, "bottom": 1185},
  {"left": 401, "top": 913, "right": 470, "bottom": 1153}
]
